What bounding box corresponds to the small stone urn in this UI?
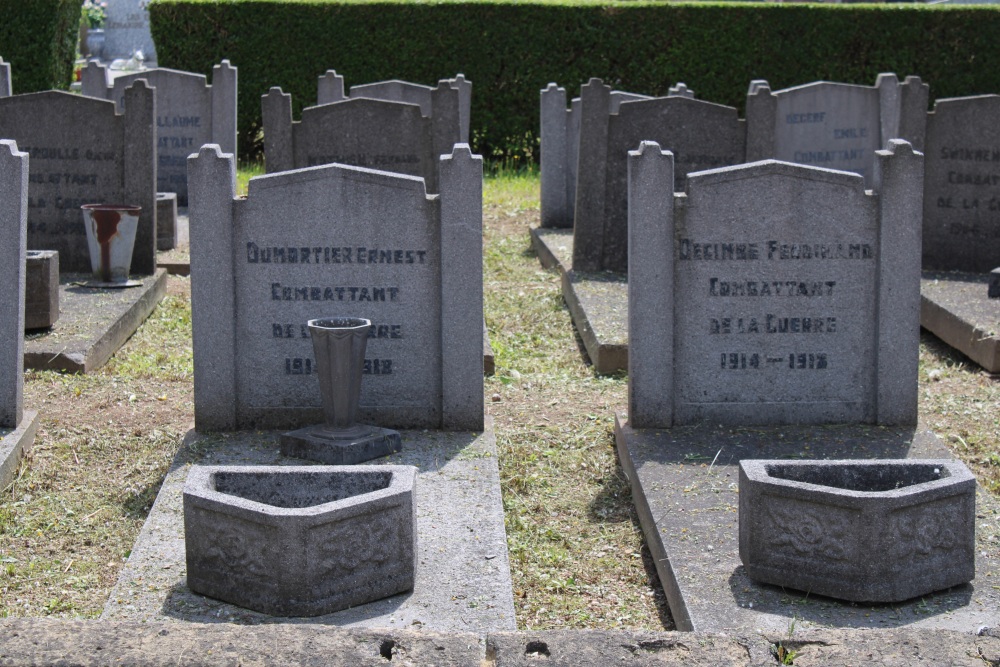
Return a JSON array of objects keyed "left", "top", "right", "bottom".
[
  {"left": 81, "top": 204, "right": 142, "bottom": 287},
  {"left": 281, "top": 317, "right": 401, "bottom": 464}
]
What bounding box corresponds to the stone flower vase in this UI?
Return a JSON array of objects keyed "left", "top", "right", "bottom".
[
  {"left": 280, "top": 317, "right": 401, "bottom": 465},
  {"left": 81, "top": 204, "right": 142, "bottom": 286},
  {"left": 85, "top": 28, "right": 105, "bottom": 59},
  {"left": 310, "top": 316, "right": 373, "bottom": 438}
]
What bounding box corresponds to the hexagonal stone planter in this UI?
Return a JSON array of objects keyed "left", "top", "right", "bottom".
[
  {"left": 184, "top": 465, "right": 417, "bottom": 616},
  {"left": 739, "top": 459, "right": 975, "bottom": 602}
]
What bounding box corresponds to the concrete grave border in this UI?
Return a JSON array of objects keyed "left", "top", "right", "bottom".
[{"left": 921, "top": 271, "right": 1000, "bottom": 373}]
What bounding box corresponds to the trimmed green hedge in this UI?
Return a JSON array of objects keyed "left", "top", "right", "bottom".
[
  {"left": 149, "top": 0, "right": 1000, "bottom": 165},
  {"left": 0, "top": 0, "right": 81, "bottom": 92}
]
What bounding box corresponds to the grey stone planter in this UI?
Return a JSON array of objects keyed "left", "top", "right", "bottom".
[
  {"left": 184, "top": 464, "right": 417, "bottom": 616},
  {"left": 739, "top": 459, "right": 975, "bottom": 602}
]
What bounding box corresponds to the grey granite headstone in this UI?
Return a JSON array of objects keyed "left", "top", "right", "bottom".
[
  {"left": 922, "top": 95, "right": 1000, "bottom": 272},
  {"left": 262, "top": 85, "right": 461, "bottom": 193},
  {"left": 628, "top": 139, "right": 923, "bottom": 428},
  {"left": 318, "top": 71, "right": 471, "bottom": 144},
  {"left": 747, "top": 74, "right": 928, "bottom": 186},
  {"left": 539, "top": 80, "right": 650, "bottom": 229},
  {"left": 0, "top": 140, "right": 26, "bottom": 428},
  {"left": 574, "top": 78, "right": 746, "bottom": 272},
  {"left": 188, "top": 144, "right": 483, "bottom": 432},
  {"left": 0, "top": 57, "right": 10, "bottom": 97},
  {"left": 103, "top": 0, "right": 157, "bottom": 62},
  {"left": 0, "top": 83, "right": 157, "bottom": 274},
  {"left": 81, "top": 60, "right": 237, "bottom": 207},
  {"left": 990, "top": 267, "right": 1000, "bottom": 298}
]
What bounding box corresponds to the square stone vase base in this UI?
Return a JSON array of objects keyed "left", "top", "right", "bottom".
[
  {"left": 921, "top": 271, "right": 1000, "bottom": 373},
  {"left": 102, "top": 421, "right": 516, "bottom": 632},
  {"left": 530, "top": 228, "right": 627, "bottom": 375},
  {"left": 0, "top": 410, "right": 40, "bottom": 490},
  {"left": 614, "top": 413, "right": 1000, "bottom": 634},
  {"left": 279, "top": 425, "right": 402, "bottom": 465},
  {"left": 23, "top": 270, "right": 168, "bottom": 373}
]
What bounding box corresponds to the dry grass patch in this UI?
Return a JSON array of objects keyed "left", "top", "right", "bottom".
[
  {"left": 484, "top": 172, "right": 671, "bottom": 630},
  {"left": 1, "top": 277, "right": 193, "bottom": 618}
]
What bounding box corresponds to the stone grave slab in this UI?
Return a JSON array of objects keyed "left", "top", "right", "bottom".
[
  {"left": 921, "top": 271, "right": 1000, "bottom": 372},
  {"left": 530, "top": 228, "right": 628, "bottom": 374},
  {"left": 318, "top": 70, "right": 471, "bottom": 144},
  {"left": 81, "top": 60, "right": 238, "bottom": 207},
  {"left": 0, "top": 85, "right": 156, "bottom": 274},
  {"left": 189, "top": 145, "right": 483, "bottom": 431},
  {"left": 262, "top": 84, "right": 462, "bottom": 193},
  {"left": 102, "top": 422, "right": 516, "bottom": 632},
  {"left": 0, "top": 140, "right": 39, "bottom": 489},
  {"left": 103, "top": 0, "right": 157, "bottom": 62},
  {"left": 922, "top": 95, "right": 1000, "bottom": 273},
  {"left": 614, "top": 415, "right": 1000, "bottom": 633},
  {"left": 24, "top": 269, "right": 167, "bottom": 373},
  {"left": 572, "top": 79, "right": 746, "bottom": 272},
  {"left": 746, "top": 74, "right": 928, "bottom": 186}
]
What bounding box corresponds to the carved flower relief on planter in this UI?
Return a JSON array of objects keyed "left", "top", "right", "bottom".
[{"left": 766, "top": 502, "right": 850, "bottom": 562}]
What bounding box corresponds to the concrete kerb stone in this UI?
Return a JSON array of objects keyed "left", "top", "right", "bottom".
[
  {"left": 529, "top": 228, "right": 627, "bottom": 375},
  {"left": 921, "top": 271, "right": 1000, "bottom": 373},
  {"left": 0, "top": 410, "right": 39, "bottom": 491},
  {"left": 1, "top": 621, "right": 999, "bottom": 666},
  {"left": 23, "top": 269, "right": 167, "bottom": 374}
]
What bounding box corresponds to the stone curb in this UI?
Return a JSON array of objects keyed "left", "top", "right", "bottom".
[{"left": 0, "top": 621, "right": 998, "bottom": 666}]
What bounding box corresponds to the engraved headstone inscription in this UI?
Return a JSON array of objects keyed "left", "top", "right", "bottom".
[
  {"left": 81, "top": 60, "right": 237, "bottom": 207},
  {"left": 573, "top": 78, "right": 746, "bottom": 272},
  {"left": 317, "top": 70, "right": 471, "bottom": 144},
  {"left": 746, "top": 74, "right": 928, "bottom": 186},
  {"left": 627, "top": 140, "right": 923, "bottom": 428},
  {"left": 539, "top": 81, "right": 650, "bottom": 229},
  {"left": 922, "top": 95, "right": 1000, "bottom": 272},
  {"left": 103, "top": 0, "right": 157, "bottom": 62},
  {"left": 188, "top": 144, "right": 483, "bottom": 432},
  {"left": 262, "top": 83, "right": 462, "bottom": 193},
  {"left": 0, "top": 83, "right": 156, "bottom": 274}
]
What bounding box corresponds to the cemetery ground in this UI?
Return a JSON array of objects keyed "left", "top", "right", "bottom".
[{"left": 0, "top": 170, "right": 997, "bottom": 631}]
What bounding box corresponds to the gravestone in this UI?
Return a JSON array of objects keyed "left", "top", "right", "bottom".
[
  {"left": 81, "top": 60, "right": 237, "bottom": 207},
  {"left": 572, "top": 78, "right": 746, "bottom": 272},
  {"left": 0, "top": 83, "right": 156, "bottom": 274},
  {"left": 539, "top": 81, "right": 651, "bottom": 229},
  {"left": 746, "top": 74, "right": 928, "bottom": 185},
  {"left": 103, "top": 0, "right": 157, "bottom": 62},
  {"left": 0, "top": 57, "right": 10, "bottom": 97},
  {"left": 317, "top": 70, "right": 471, "bottom": 144},
  {"left": 0, "top": 140, "right": 39, "bottom": 489},
  {"left": 189, "top": 143, "right": 483, "bottom": 432},
  {"left": 627, "top": 140, "right": 923, "bottom": 428},
  {"left": 922, "top": 95, "right": 1000, "bottom": 272},
  {"left": 262, "top": 84, "right": 462, "bottom": 193}
]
